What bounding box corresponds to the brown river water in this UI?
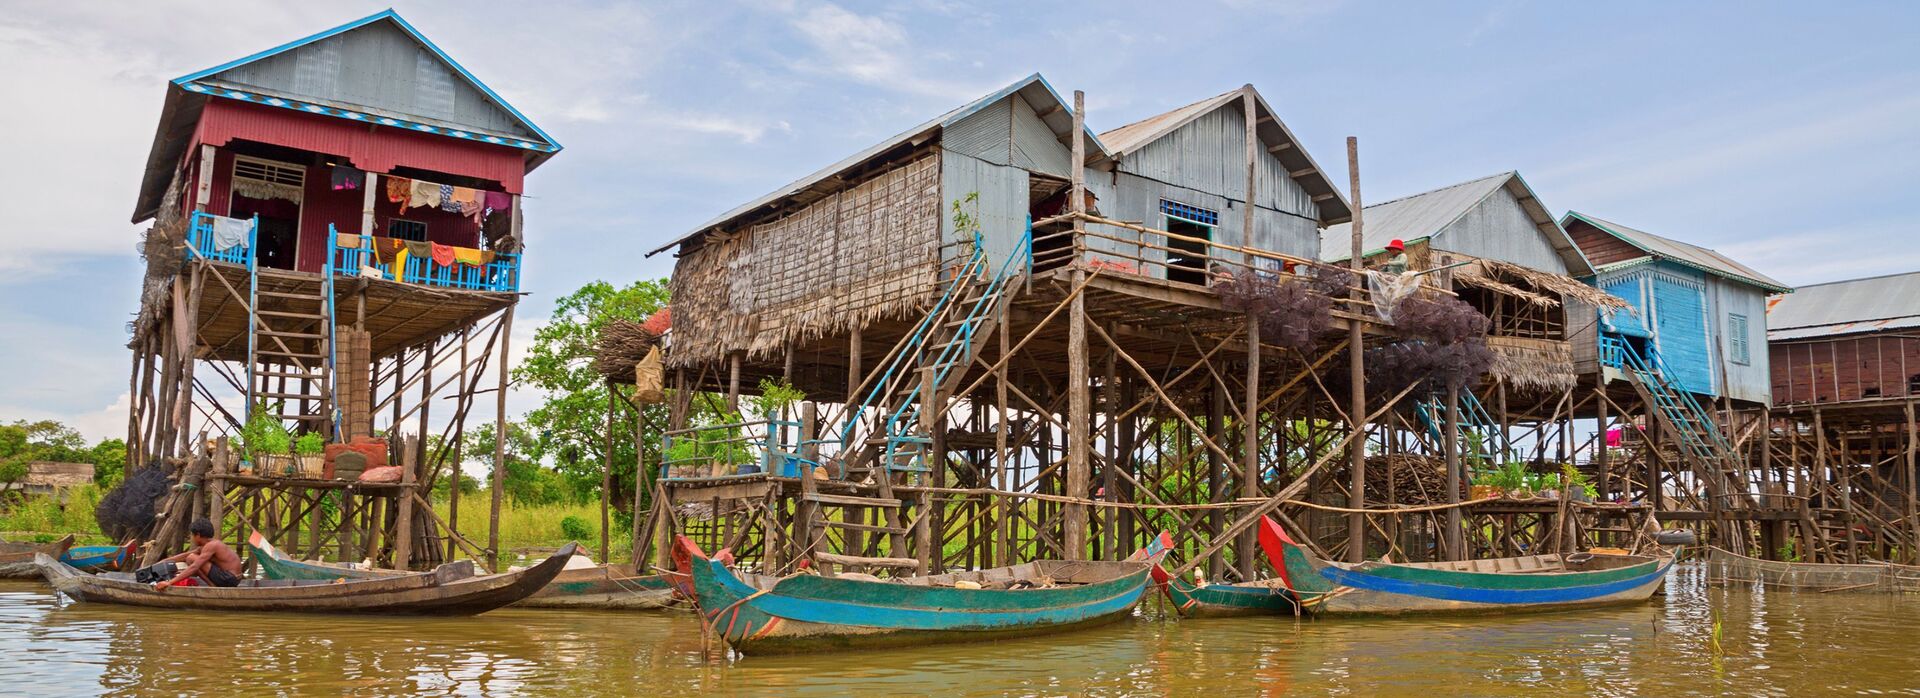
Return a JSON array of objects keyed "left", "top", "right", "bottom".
[{"left": 1, "top": 563, "right": 1914, "bottom": 696}]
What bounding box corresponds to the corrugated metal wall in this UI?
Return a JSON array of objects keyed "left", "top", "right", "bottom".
[
  {"left": 196, "top": 99, "right": 527, "bottom": 192},
  {"left": 212, "top": 19, "right": 535, "bottom": 139},
  {"left": 1432, "top": 186, "right": 1569, "bottom": 274},
  {"left": 1711, "top": 276, "right": 1772, "bottom": 404},
  {"left": 1598, "top": 270, "right": 1651, "bottom": 337},
  {"left": 941, "top": 151, "right": 1030, "bottom": 273},
  {"left": 944, "top": 97, "right": 1012, "bottom": 166},
  {"left": 1011, "top": 95, "right": 1071, "bottom": 179},
  {"left": 1117, "top": 104, "right": 1316, "bottom": 219}
]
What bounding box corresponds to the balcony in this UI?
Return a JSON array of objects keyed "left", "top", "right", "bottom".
[{"left": 185, "top": 211, "right": 521, "bottom": 293}]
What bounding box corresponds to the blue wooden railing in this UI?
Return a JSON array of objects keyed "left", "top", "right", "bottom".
[
  {"left": 184, "top": 211, "right": 257, "bottom": 266},
  {"left": 184, "top": 212, "right": 519, "bottom": 293},
  {"left": 1599, "top": 334, "right": 1733, "bottom": 461},
  {"left": 326, "top": 226, "right": 520, "bottom": 293}
]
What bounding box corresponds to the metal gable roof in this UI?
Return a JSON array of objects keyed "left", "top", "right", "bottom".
[
  {"left": 133, "top": 9, "right": 558, "bottom": 222},
  {"left": 646, "top": 73, "right": 1109, "bottom": 257},
  {"left": 1096, "top": 86, "right": 1352, "bottom": 225},
  {"left": 1319, "top": 172, "right": 1593, "bottom": 276},
  {"left": 1766, "top": 270, "right": 1920, "bottom": 339},
  {"left": 1560, "top": 211, "right": 1790, "bottom": 293}
]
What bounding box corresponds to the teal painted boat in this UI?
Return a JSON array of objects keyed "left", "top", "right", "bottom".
[
  {"left": 248, "top": 530, "right": 680, "bottom": 610},
  {"left": 60, "top": 542, "right": 135, "bottom": 574},
  {"left": 1256, "top": 517, "right": 1674, "bottom": 616},
  {"left": 673, "top": 532, "right": 1171, "bottom": 655},
  {"left": 1151, "top": 572, "right": 1300, "bottom": 617}
]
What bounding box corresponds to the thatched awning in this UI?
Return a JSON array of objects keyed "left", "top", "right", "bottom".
[
  {"left": 1456, "top": 258, "right": 1629, "bottom": 310},
  {"left": 1486, "top": 336, "right": 1578, "bottom": 394},
  {"left": 592, "top": 320, "right": 659, "bottom": 384}
]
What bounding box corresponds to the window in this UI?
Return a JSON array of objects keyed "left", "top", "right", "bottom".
[
  {"left": 388, "top": 219, "right": 428, "bottom": 242},
  {"left": 1727, "top": 313, "right": 1750, "bottom": 365},
  {"left": 230, "top": 155, "right": 305, "bottom": 204}
]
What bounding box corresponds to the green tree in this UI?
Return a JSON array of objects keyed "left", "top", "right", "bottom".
[
  {"left": 511, "top": 279, "right": 671, "bottom": 515},
  {"left": 88, "top": 439, "right": 127, "bottom": 488}
]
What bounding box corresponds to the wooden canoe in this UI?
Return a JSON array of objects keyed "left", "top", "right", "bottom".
[
  {"left": 1257, "top": 517, "right": 1672, "bottom": 616},
  {"left": 248, "top": 530, "right": 679, "bottom": 610},
  {"left": 37, "top": 543, "right": 576, "bottom": 616},
  {"left": 60, "top": 542, "right": 136, "bottom": 574},
  {"left": 0, "top": 535, "right": 74, "bottom": 579},
  {"left": 672, "top": 533, "right": 1169, "bottom": 655},
  {"left": 1151, "top": 575, "right": 1301, "bottom": 617}
]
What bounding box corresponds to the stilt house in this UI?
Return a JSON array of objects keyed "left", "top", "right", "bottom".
[{"left": 126, "top": 10, "right": 558, "bottom": 569}]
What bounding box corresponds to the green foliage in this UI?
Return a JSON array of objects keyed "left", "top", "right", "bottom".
[
  {"left": 750, "top": 378, "right": 806, "bottom": 418},
  {"left": 462, "top": 421, "right": 590, "bottom": 507},
  {"left": 87, "top": 439, "right": 126, "bottom": 487},
  {"left": 1475, "top": 461, "right": 1531, "bottom": 491},
  {"left": 1561, "top": 463, "right": 1598, "bottom": 498},
  {"left": 0, "top": 483, "right": 105, "bottom": 539},
  {"left": 560, "top": 514, "right": 593, "bottom": 541},
  {"left": 513, "top": 279, "right": 672, "bottom": 514},
  {"left": 0, "top": 459, "right": 26, "bottom": 485},
  {"left": 236, "top": 402, "right": 291, "bottom": 459},
  {"left": 950, "top": 191, "right": 981, "bottom": 240},
  {"left": 294, "top": 432, "right": 326, "bottom": 456},
  {"left": 0, "top": 419, "right": 105, "bottom": 489}
]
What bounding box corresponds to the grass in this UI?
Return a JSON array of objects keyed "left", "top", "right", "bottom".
[{"left": 0, "top": 484, "right": 111, "bottom": 544}]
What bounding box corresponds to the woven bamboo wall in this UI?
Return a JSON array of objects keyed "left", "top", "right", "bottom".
[{"left": 670, "top": 153, "right": 942, "bottom": 367}]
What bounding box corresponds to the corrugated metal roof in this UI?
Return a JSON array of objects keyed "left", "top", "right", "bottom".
[
  {"left": 1766, "top": 270, "right": 1920, "bottom": 339},
  {"left": 647, "top": 73, "right": 1108, "bottom": 257},
  {"left": 1560, "top": 211, "right": 1790, "bottom": 293},
  {"left": 1095, "top": 86, "right": 1351, "bottom": 225},
  {"left": 1318, "top": 171, "right": 1592, "bottom": 275}
]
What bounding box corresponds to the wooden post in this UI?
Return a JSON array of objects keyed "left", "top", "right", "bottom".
[
  {"left": 633, "top": 406, "right": 650, "bottom": 564},
  {"left": 1445, "top": 385, "right": 1464, "bottom": 560},
  {"left": 1907, "top": 400, "right": 1918, "bottom": 563},
  {"left": 447, "top": 329, "right": 468, "bottom": 561},
  {"left": 1239, "top": 317, "right": 1260, "bottom": 578},
  {"left": 727, "top": 352, "right": 742, "bottom": 413},
  {"left": 994, "top": 310, "right": 1012, "bottom": 567},
  {"left": 488, "top": 307, "right": 515, "bottom": 572},
  {"left": 1207, "top": 388, "right": 1227, "bottom": 579},
  {"left": 394, "top": 435, "right": 417, "bottom": 569},
  {"left": 1102, "top": 351, "right": 1119, "bottom": 561},
  {"left": 1063, "top": 89, "right": 1091, "bottom": 561},
  {"left": 1345, "top": 136, "right": 1368, "bottom": 563},
  {"left": 602, "top": 387, "right": 615, "bottom": 563},
  {"left": 1238, "top": 86, "right": 1262, "bottom": 576},
  {"left": 361, "top": 172, "right": 378, "bottom": 236},
  {"left": 1596, "top": 387, "right": 1611, "bottom": 501}
]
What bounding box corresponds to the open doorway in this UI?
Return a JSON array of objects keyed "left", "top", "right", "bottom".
[
  {"left": 230, "top": 195, "right": 299, "bottom": 271},
  {"left": 1165, "top": 216, "right": 1211, "bottom": 285}
]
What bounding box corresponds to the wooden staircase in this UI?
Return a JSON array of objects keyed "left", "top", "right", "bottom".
[{"left": 247, "top": 268, "right": 334, "bottom": 434}]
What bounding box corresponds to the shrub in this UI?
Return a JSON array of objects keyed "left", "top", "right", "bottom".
[
  {"left": 294, "top": 432, "right": 325, "bottom": 456},
  {"left": 559, "top": 514, "right": 593, "bottom": 541}
]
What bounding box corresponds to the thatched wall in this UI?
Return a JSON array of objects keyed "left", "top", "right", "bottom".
[
  {"left": 1487, "top": 335, "right": 1578, "bottom": 394},
  {"left": 669, "top": 153, "right": 942, "bottom": 367}
]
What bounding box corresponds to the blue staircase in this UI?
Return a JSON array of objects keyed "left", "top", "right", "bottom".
[
  {"left": 835, "top": 225, "right": 1032, "bottom": 482},
  {"left": 1414, "top": 390, "right": 1502, "bottom": 465},
  {"left": 1599, "top": 335, "right": 1746, "bottom": 504}
]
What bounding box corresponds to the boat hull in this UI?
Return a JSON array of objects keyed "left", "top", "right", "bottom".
[
  {"left": 1258, "top": 517, "right": 1671, "bottom": 616},
  {"left": 0, "top": 535, "right": 74, "bottom": 579},
  {"left": 37, "top": 543, "right": 574, "bottom": 616},
  {"left": 61, "top": 544, "right": 131, "bottom": 574},
  {"left": 1160, "top": 579, "right": 1299, "bottom": 617},
  {"left": 249, "top": 532, "right": 677, "bottom": 610},
  {"left": 677, "top": 536, "right": 1157, "bottom": 655}
]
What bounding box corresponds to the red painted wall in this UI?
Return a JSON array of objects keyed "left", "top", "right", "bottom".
[{"left": 194, "top": 99, "right": 527, "bottom": 192}]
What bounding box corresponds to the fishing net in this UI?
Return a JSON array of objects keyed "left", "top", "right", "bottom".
[
  {"left": 95, "top": 468, "right": 172, "bottom": 543},
  {"left": 1705, "top": 546, "right": 1920, "bottom": 593}
]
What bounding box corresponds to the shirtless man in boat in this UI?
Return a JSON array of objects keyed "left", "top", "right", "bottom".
[{"left": 153, "top": 518, "right": 243, "bottom": 590}]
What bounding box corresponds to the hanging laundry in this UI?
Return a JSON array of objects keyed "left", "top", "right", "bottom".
[
  {"left": 438, "top": 184, "right": 458, "bottom": 213},
  {"left": 331, "top": 165, "right": 364, "bottom": 191},
  {"left": 359, "top": 264, "right": 385, "bottom": 280},
  {"left": 394, "top": 247, "right": 411, "bottom": 278},
  {"left": 210, "top": 215, "right": 251, "bottom": 251},
  {"left": 409, "top": 179, "right": 442, "bottom": 211},
  {"left": 453, "top": 246, "right": 485, "bottom": 266},
  {"left": 448, "top": 187, "right": 484, "bottom": 224},
  {"left": 334, "top": 233, "right": 362, "bottom": 250},
  {"left": 372, "top": 237, "right": 408, "bottom": 265},
  {"left": 386, "top": 176, "right": 412, "bottom": 208},
  {"left": 430, "top": 242, "right": 456, "bottom": 267},
  {"left": 403, "top": 240, "right": 434, "bottom": 263},
  {"left": 484, "top": 191, "right": 512, "bottom": 217}
]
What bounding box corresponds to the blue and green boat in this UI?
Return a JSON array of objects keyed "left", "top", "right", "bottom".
[
  {"left": 673, "top": 532, "right": 1171, "bottom": 655},
  {"left": 59, "top": 542, "right": 136, "bottom": 574},
  {"left": 1256, "top": 517, "right": 1674, "bottom": 616}
]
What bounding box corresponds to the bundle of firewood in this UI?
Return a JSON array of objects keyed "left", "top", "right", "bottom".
[
  {"left": 1327, "top": 454, "right": 1470, "bottom": 505},
  {"left": 592, "top": 320, "right": 659, "bottom": 381}
]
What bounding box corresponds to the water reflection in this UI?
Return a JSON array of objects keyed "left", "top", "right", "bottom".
[{"left": 2, "top": 564, "right": 1918, "bottom": 696}]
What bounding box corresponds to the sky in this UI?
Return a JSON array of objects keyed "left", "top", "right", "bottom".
[{"left": 1, "top": 1, "right": 1916, "bottom": 443}]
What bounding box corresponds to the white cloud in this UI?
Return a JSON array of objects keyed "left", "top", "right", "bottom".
[{"left": 787, "top": 2, "right": 997, "bottom": 101}]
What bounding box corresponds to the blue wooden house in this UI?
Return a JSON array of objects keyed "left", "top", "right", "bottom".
[{"left": 1563, "top": 212, "right": 1790, "bottom": 406}]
